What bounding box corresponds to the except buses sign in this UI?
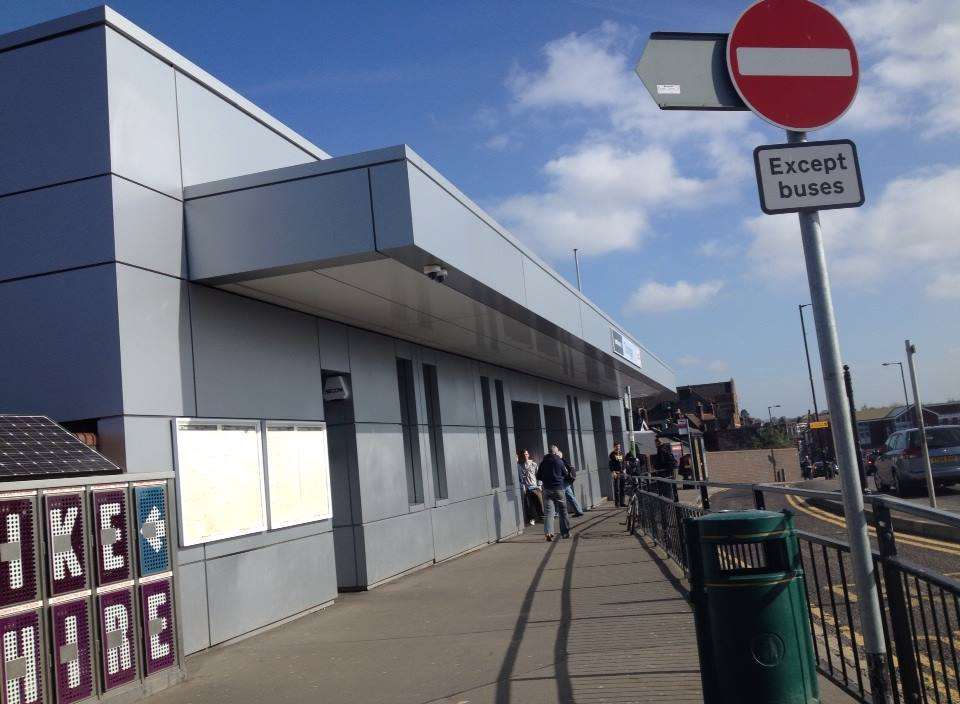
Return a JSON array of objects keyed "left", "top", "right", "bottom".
[{"left": 753, "top": 139, "right": 864, "bottom": 214}]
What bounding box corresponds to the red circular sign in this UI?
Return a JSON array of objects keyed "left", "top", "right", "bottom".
[{"left": 728, "top": 0, "right": 859, "bottom": 131}]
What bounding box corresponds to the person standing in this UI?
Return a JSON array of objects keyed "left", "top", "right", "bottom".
[
  {"left": 609, "top": 442, "right": 625, "bottom": 507},
  {"left": 654, "top": 438, "right": 678, "bottom": 478},
  {"left": 517, "top": 449, "right": 544, "bottom": 525},
  {"left": 556, "top": 450, "right": 584, "bottom": 517},
  {"left": 537, "top": 445, "right": 571, "bottom": 541}
]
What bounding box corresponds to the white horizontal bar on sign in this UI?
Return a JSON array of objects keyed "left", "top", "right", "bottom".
[{"left": 737, "top": 47, "right": 853, "bottom": 76}]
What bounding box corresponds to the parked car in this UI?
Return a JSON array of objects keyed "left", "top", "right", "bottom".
[
  {"left": 812, "top": 459, "right": 837, "bottom": 479},
  {"left": 871, "top": 425, "right": 960, "bottom": 495}
]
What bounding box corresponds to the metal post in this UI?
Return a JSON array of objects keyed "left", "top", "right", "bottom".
[
  {"left": 573, "top": 248, "right": 582, "bottom": 292},
  {"left": 788, "top": 129, "right": 891, "bottom": 703},
  {"left": 624, "top": 386, "right": 636, "bottom": 456},
  {"left": 843, "top": 364, "right": 867, "bottom": 493},
  {"left": 799, "top": 303, "right": 820, "bottom": 419},
  {"left": 905, "top": 340, "right": 936, "bottom": 508}
]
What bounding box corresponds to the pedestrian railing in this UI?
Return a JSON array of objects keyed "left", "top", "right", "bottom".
[{"left": 632, "top": 476, "right": 960, "bottom": 704}]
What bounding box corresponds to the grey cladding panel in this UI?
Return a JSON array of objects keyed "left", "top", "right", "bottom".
[
  {"left": 176, "top": 72, "right": 316, "bottom": 186},
  {"left": 177, "top": 561, "right": 210, "bottom": 654},
  {"left": 0, "top": 177, "right": 114, "bottom": 282},
  {"left": 359, "top": 511, "right": 434, "bottom": 586},
  {"left": 354, "top": 424, "right": 410, "bottom": 523},
  {"left": 522, "top": 259, "right": 581, "bottom": 337},
  {"left": 431, "top": 497, "right": 489, "bottom": 561},
  {"left": 105, "top": 29, "right": 181, "bottom": 198},
  {"left": 185, "top": 168, "right": 375, "bottom": 283},
  {"left": 348, "top": 329, "right": 402, "bottom": 424},
  {"left": 0, "top": 28, "right": 109, "bottom": 195},
  {"left": 190, "top": 286, "right": 324, "bottom": 420},
  {"left": 317, "top": 319, "right": 350, "bottom": 373},
  {"left": 112, "top": 177, "right": 186, "bottom": 278},
  {"left": 0, "top": 265, "right": 122, "bottom": 420}
]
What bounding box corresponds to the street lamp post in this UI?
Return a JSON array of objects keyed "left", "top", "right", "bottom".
[
  {"left": 799, "top": 304, "right": 820, "bottom": 420},
  {"left": 881, "top": 361, "right": 910, "bottom": 410},
  {"left": 767, "top": 404, "right": 781, "bottom": 426}
]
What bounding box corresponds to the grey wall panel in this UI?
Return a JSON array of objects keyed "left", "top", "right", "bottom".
[
  {"left": 185, "top": 168, "right": 375, "bottom": 283},
  {"left": 327, "top": 423, "right": 360, "bottom": 526},
  {"left": 436, "top": 354, "right": 479, "bottom": 428},
  {"left": 354, "top": 424, "right": 410, "bottom": 522},
  {"left": 96, "top": 415, "right": 174, "bottom": 473},
  {"left": 521, "top": 259, "right": 581, "bottom": 337},
  {"left": 203, "top": 520, "right": 331, "bottom": 560},
  {"left": 116, "top": 266, "right": 196, "bottom": 416},
  {"left": 431, "top": 496, "right": 490, "bottom": 561},
  {"left": 348, "top": 329, "right": 402, "bottom": 424},
  {"left": 317, "top": 319, "right": 350, "bottom": 373},
  {"left": 111, "top": 178, "right": 185, "bottom": 278},
  {"left": 359, "top": 510, "right": 434, "bottom": 586},
  {"left": 190, "top": 286, "right": 324, "bottom": 420},
  {"left": 0, "top": 265, "right": 121, "bottom": 420},
  {"left": 488, "top": 490, "right": 522, "bottom": 541},
  {"left": 0, "top": 177, "right": 114, "bottom": 282},
  {"left": 175, "top": 72, "right": 316, "bottom": 187},
  {"left": 178, "top": 561, "right": 210, "bottom": 655},
  {"left": 104, "top": 29, "right": 181, "bottom": 198},
  {"left": 0, "top": 28, "right": 109, "bottom": 195},
  {"left": 440, "top": 427, "right": 486, "bottom": 501},
  {"left": 205, "top": 532, "right": 336, "bottom": 645},
  {"left": 368, "top": 161, "right": 414, "bottom": 251},
  {"left": 406, "top": 165, "right": 526, "bottom": 303},
  {"left": 332, "top": 526, "right": 360, "bottom": 589}
]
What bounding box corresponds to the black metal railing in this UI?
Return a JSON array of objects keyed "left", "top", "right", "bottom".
[{"left": 631, "top": 476, "right": 960, "bottom": 704}]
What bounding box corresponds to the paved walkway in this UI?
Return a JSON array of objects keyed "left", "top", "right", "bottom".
[{"left": 148, "top": 506, "right": 848, "bottom": 704}]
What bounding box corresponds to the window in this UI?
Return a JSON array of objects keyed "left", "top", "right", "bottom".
[
  {"left": 494, "top": 380, "right": 513, "bottom": 486},
  {"left": 264, "top": 422, "right": 332, "bottom": 528},
  {"left": 480, "top": 377, "right": 499, "bottom": 488},
  {"left": 423, "top": 364, "right": 447, "bottom": 500},
  {"left": 173, "top": 419, "right": 267, "bottom": 546},
  {"left": 397, "top": 358, "right": 424, "bottom": 504}
]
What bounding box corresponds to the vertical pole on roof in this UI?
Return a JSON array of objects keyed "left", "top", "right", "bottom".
[
  {"left": 788, "top": 129, "right": 891, "bottom": 703},
  {"left": 905, "top": 339, "right": 936, "bottom": 508},
  {"left": 624, "top": 386, "right": 635, "bottom": 455},
  {"left": 573, "top": 248, "right": 582, "bottom": 291}
]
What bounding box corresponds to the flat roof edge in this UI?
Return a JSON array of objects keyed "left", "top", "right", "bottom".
[{"left": 0, "top": 5, "right": 329, "bottom": 164}]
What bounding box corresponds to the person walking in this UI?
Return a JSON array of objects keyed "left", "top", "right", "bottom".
[
  {"left": 537, "top": 445, "right": 571, "bottom": 541},
  {"left": 557, "top": 450, "right": 584, "bottom": 517},
  {"left": 654, "top": 438, "right": 678, "bottom": 478},
  {"left": 609, "top": 442, "right": 625, "bottom": 507},
  {"left": 517, "top": 449, "right": 544, "bottom": 525}
]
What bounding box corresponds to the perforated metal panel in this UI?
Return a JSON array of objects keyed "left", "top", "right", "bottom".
[
  {"left": 0, "top": 609, "right": 44, "bottom": 704},
  {"left": 44, "top": 493, "right": 87, "bottom": 597},
  {"left": 96, "top": 589, "right": 137, "bottom": 691},
  {"left": 139, "top": 579, "right": 175, "bottom": 677},
  {"left": 134, "top": 487, "right": 169, "bottom": 577},
  {"left": 90, "top": 490, "right": 130, "bottom": 586},
  {"left": 0, "top": 498, "right": 38, "bottom": 608},
  {"left": 51, "top": 599, "right": 94, "bottom": 704}
]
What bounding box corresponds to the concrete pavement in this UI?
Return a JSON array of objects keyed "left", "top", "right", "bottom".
[{"left": 146, "top": 506, "right": 850, "bottom": 704}]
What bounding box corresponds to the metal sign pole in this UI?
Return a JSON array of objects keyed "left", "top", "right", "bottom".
[
  {"left": 905, "top": 339, "right": 937, "bottom": 508},
  {"left": 624, "top": 386, "right": 636, "bottom": 455},
  {"left": 788, "top": 129, "right": 890, "bottom": 702}
]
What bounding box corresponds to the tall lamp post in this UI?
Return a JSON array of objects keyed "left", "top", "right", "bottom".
[
  {"left": 767, "top": 404, "right": 781, "bottom": 426},
  {"left": 881, "top": 361, "right": 910, "bottom": 409},
  {"left": 799, "top": 304, "right": 820, "bottom": 420}
]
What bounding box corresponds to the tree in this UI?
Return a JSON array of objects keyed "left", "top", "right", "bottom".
[{"left": 750, "top": 425, "right": 794, "bottom": 449}]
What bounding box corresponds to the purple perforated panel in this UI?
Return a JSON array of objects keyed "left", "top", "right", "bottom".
[
  {"left": 44, "top": 493, "right": 87, "bottom": 597},
  {"left": 0, "top": 609, "right": 44, "bottom": 704},
  {"left": 0, "top": 498, "right": 38, "bottom": 608},
  {"left": 91, "top": 490, "right": 130, "bottom": 586},
  {"left": 139, "top": 579, "right": 175, "bottom": 676},
  {"left": 51, "top": 599, "right": 93, "bottom": 704},
  {"left": 96, "top": 589, "right": 137, "bottom": 691}
]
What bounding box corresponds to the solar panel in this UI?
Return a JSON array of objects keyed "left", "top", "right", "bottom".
[{"left": 0, "top": 416, "right": 121, "bottom": 479}]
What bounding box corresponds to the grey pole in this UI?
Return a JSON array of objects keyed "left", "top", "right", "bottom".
[
  {"left": 624, "top": 386, "right": 636, "bottom": 455},
  {"left": 573, "top": 248, "right": 582, "bottom": 292},
  {"left": 767, "top": 404, "right": 780, "bottom": 425},
  {"left": 799, "top": 304, "right": 820, "bottom": 419},
  {"left": 905, "top": 340, "right": 937, "bottom": 508},
  {"left": 788, "top": 130, "right": 890, "bottom": 703},
  {"left": 881, "top": 362, "right": 910, "bottom": 409}
]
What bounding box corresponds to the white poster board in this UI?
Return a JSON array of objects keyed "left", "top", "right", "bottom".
[
  {"left": 173, "top": 419, "right": 267, "bottom": 546},
  {"left": 264, "top": 422, "right": 332, "bottom": 528}
]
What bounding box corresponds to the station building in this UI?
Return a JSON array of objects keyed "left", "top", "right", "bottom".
[{"left": 0, "top": 7, "right": 674, "bottom": 657}]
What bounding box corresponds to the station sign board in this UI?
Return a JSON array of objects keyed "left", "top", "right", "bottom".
[
  {"left": 753, "top": 139, "right": 864, "bottom": 214},
  {"left": 611, "top": 330, "right": 643, "bottom": 368}
]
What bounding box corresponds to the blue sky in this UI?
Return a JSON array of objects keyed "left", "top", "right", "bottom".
[{"left": 6, "top": 0, "right": 960, "bottom": 418}]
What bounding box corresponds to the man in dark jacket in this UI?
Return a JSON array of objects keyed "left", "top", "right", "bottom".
[
  {"left": 537, "top": 445, "right": 571, "bottom": 541},
  {"left": 654, "top": 439, "right": 678, "bottom": 478}
]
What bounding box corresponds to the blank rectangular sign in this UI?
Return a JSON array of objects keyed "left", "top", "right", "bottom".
[
  {"left": 265, "top": 423, "right": 332, "bottom": 529},
  {"left": 173, "top": 420, "right": 266, "bottom": 545}
]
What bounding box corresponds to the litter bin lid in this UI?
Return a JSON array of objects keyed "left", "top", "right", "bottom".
[{"left": 695, "top": 510, "right": 792, "bottom": 541}]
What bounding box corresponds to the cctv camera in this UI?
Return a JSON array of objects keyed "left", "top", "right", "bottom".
[{"left": 423, "top": 264, "right": 448, "bottom": 283}]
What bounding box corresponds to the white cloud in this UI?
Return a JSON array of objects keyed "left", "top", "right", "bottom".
[
  {"left": 926, "top": 273, "right": 960, "bottom": 300},
  {"left": 832, "top": 0, "right": 960, "bottom": 136},
  {"left": 676, "top": 354, "right": 729, "bottom": 375},
  {"left": 625, "top": 280, "right": 724, "bottom": 314},
  {"left": 677, "top": 355, "right": 703, "bottom": 367},
  {"left": 746, "top": 167, "right": 960, "bottom": 293},
  {"left": 484, "top": 134, "right": 511, "bottom": 150}
]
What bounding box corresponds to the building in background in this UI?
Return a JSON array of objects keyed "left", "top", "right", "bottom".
[
  {"left": 0, "top": 7, "right": 673, "bottom": 657},
  {"left": 856, "top": 402, "right": 960, "bottom": 450},
  {"left": 639, "top": 379, "right": 741, "bottom": 432}
]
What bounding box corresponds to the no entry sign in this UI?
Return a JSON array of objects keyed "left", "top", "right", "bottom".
[{"left": 727, "top": 0, "right": 859, "bottom": 131}]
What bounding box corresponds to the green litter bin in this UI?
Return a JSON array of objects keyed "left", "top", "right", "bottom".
[{"left": 684, "top": 510, "right": 819, "bottom": 704}]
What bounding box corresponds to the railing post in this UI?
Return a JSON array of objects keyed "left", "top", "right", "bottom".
[
  {"left": 874, "top": 501, "right": 922, "bottom": 703},
  {"left": 753, "top": 487, "right": 766, "bottom": 510}
]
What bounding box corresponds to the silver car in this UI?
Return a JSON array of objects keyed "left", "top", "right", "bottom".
[{"left": 873, "top": 425, "right": 960, "bottom": 495}]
